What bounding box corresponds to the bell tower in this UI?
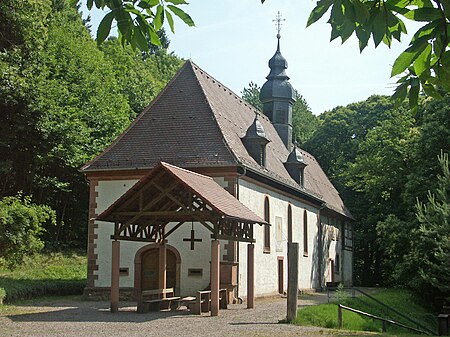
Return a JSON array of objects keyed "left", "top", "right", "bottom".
[{"left": 259, "top": 12, "right": 296, "bottom": 150}]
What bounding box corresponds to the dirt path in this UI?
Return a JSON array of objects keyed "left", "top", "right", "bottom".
[{"left": 0, "top": 294, "right": 375, "bottom": 337}]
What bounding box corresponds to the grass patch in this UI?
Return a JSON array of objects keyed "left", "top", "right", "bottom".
[
  {"left": 0, "top": 252, "right": 86, "bottom": 304},
  {"left": 294, "top": 288, "right": 438, "bottom": 335}
]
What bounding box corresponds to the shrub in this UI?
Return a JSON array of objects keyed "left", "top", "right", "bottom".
[
  {"left": 0, "top": 287, "right": 5, "bottom": 304},
  {"left": 0, "top": 193, "right": 55, "bottom": 269}
]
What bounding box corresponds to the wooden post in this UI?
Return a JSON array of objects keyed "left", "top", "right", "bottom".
[
  {"left": 110, "top": 240, "right": 120, "bottom": 313},
  {"left": 158, "top": 242, "right": 167, "bottom": 295},
  {"left": 247, "top": 243, "right": 255, "bottom": 309},
  {"left": 287, "top": 242, "right": 299, "bottom": 322},
  {"left": 382, "top": 320, "right": 387, "bottom": 332},
  {"left": 211, "top": 240, "right": 220, "bottom": 316},
  {"left": 338, "top": 305, "right": 343, "bottom": 328}
]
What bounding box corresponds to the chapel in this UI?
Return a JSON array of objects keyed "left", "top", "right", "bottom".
[{"left": 81, "top": 32, "right": 354, "bottom": 310}]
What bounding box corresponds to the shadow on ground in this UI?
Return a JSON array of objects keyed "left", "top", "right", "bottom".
[{"left": 6, "top": 302, "right": 196, "bottom": 323}]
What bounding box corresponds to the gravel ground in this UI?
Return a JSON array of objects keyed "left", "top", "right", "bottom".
[{"left": 0, "top": 294, "right": 374, "bottom": 337}]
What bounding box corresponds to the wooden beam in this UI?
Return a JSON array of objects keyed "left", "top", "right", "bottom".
[
  {"left": 212, "top": 234, "right": 256, "bottom": 243},
  {"left": 110, "top": 235, "right": 157, "bottom": 243},
  {"left": 287, "top": 242, "right": 299, "bottom": 322},
  {"left": 115, "top": 210, "right": 216, "bottom": 217},
  {"left": 110, "top": 240, "right": 120, "bottom": 313},
  {"left": 117, "top": 170, "right": 167, "bottom": 211},
  {"left": 247, "top": 243, "right": 254, "bottom": 309},
  {"left": 164, "top": 221, "right": 184, "bottom": 239}
]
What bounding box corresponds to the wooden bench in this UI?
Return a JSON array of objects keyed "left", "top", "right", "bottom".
[
  {"left": 192, "top": 289, "right": 227, "bottom": 314},
  {"left": 136, "top": 288, "right": 181, "bottom": 313}
]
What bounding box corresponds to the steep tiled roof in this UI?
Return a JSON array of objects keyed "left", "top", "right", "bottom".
[{"left": 82, "top": 60, "right": 352, "bottom": 219}]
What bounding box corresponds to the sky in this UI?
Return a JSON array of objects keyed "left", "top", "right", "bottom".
[{"left": 82, "top": 0, "right": 419, "bottom": 115}]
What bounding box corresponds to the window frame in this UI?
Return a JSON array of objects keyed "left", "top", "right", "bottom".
[
  {"left": 263, "top": 196, "right": 271, "bottom": 253},
  {"left": 287, "top": 204, "right": 293, "bottom": 243},
  {"left": 303, "top": 210, "right": 308, "bottom": 256}
]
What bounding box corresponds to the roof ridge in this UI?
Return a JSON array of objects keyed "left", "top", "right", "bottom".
[{"left": 80, "top": 61, "right": 191, "bottom": 172}]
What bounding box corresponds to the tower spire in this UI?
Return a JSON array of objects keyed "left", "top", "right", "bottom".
[
  {"left": 260, "top": 11, "right": 295, "bottom": 150},
  {"left": 273, "top": 11, "right": 285, "bottom": 51}
]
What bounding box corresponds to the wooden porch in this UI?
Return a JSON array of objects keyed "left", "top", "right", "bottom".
[{"left": 96, "top": 162, "right": 268, "bottom": 316}]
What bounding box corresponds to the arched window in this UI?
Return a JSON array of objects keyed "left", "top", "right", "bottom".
[
  {"left": 264, "top": 197, "right": 270, "bottom": 253},
  {"left": 287, "top": 204, "right": 293, "bottom": 243},
  {"left": 303, "top": 210, "right": 308, "bottom": 255}
]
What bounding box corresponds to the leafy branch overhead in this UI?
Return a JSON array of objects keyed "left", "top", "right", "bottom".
[
  {"left": 305, "top": 0, "right": 450, "bottom": 109},
  {"left": 262, "top": 0, "right": 449, "bottom": 108},
  {"left": 86, "top": 0, "right": 195, "bottom": 51}
]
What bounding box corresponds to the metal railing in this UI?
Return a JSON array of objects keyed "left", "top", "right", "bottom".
[
  {"left": 327, "top": 287, "right": 436, "bottom": 335},
  {"left": 338, "top": 304, "right": 430, "bottom": 335}
]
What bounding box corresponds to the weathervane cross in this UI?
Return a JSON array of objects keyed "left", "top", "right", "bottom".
[{"left": 273, "top": 11, "right": 285, "bottom": 37}]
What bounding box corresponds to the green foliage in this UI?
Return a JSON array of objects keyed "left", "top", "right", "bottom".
[
  {"left": 241, "top": 81, "right": 263, "bottom": 111},
  {"left": 101, "top": 37, "right": 183, "bottom": 116},
  {"left": 86, "top": 0, "right": 195, "bottom": 50},
  {"left": 295, "top": 289, "right": 437, "bottom": 334},
  {"left": 291, "top": 92, "right": 319, "bottom": 146},
  {"left": 306, "top": 94, "right": 449, "bottom": 302},
  {"left": 0, "top": 252, "right": 86, "bottom": 303},
  {"left": 408, "top": 152, "right": 450, "bottom": 300},
  {"left": 0, "top": 0, "right": 181, "bottom": 249},
  {"left": 0, "top": 194, "right": 55, "bottom": 270},
  {"left": 241, "top": 82, "right": 318, "bottom": 145},
  {"left": 334, "top": 283, "right": 350, "bottom": 303},
  {"left": 300, "top": 0, "right": 450, "bottom": 108},
  {"left": 0, "top": 287, "right": 5, "bottom": 304}
]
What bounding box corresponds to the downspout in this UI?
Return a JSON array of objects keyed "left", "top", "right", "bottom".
[{"left": 317, "top": 203, "right": 326, "bottom": 291}]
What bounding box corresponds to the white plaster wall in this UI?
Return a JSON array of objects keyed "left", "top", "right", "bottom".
[
  {"left": 93, "top": 176, "right": 353, "bottom": 296},
  {"left": 95, "top": 179, "right": 139, "bottom": 288},
  {"left": 237, "top": 178, "right": 320, "bottom": 298},
  {"left": 94, "top": 179, "right": 226, "bottom": 296},
  {"left": 343, "top": 248, "right": 353, "bottom": 286}
]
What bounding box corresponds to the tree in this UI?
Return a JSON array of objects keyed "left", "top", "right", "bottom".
[
  {"left": 101, "top": 37, "right": 182, "bottom": 116},
  {"left": 301, "top": 0, "right": 450, "bottom": 109},
  {"left": 1, "top": 0, "right": 183, "bottom": 249},
  {"left": 291, "top": 92, "right": 319, "bottom": 146},
  {"left": 305, "top": 95, "right": 414, "bottom": 285},
  {"left": 409, "top": 152, "right": 450, "bottom": 300},
  {"left": 0, "top": 193, "right": 55, "bottom": 269},
  {"left": 87, "top": 0, "right": 195, "bottom": 51},
  {"left": 241, "top": 81, "right": 263, "bottom": 111}
]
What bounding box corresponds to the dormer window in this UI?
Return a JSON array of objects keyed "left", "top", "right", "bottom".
[
  {"left": 242, "top": 114, "right": 270, "bottom": 167},
  {"left": 284, "top": 146, "right": 307, "bottom": 186}
]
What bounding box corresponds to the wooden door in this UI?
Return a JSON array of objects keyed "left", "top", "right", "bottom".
[
  {"left": 141, "top": 248, "right": 177, "bottom": 290},
  {"left": 278, "top": 257, "right": 284, "bottom": 294},
  {"left": 329, "top": 259, "right": 335, "bottom": 283}
]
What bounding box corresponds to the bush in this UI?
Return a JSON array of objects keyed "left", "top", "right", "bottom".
[
  {"left": 0, "top": 193, "right": 55, "bottom": 269},
  {"left": 0, "top": 287, "right": 5, "bottom": 304}
]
